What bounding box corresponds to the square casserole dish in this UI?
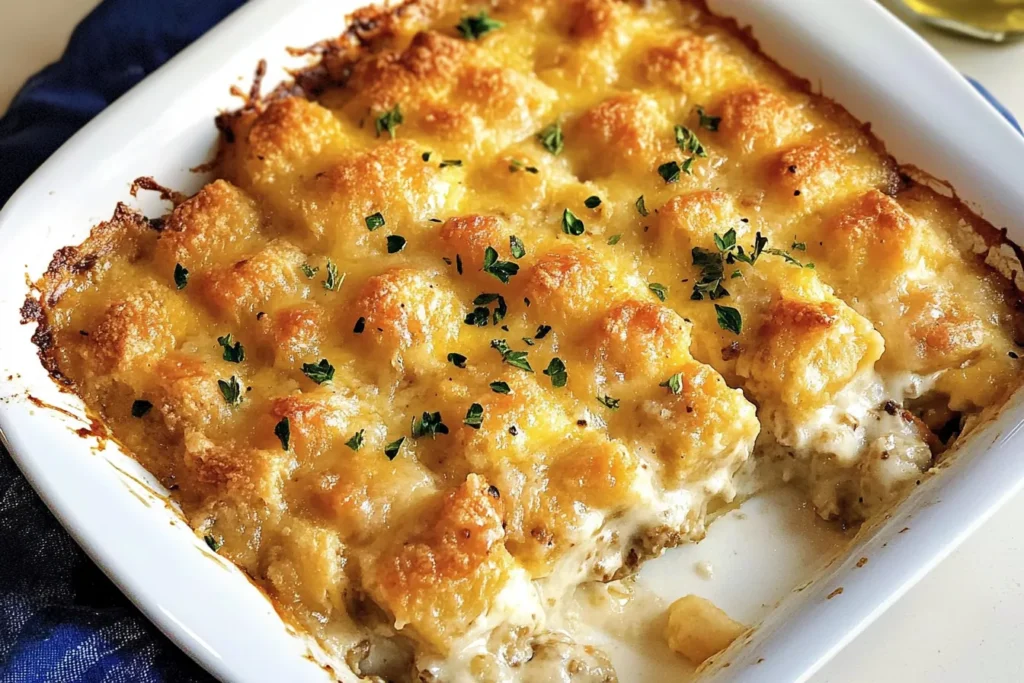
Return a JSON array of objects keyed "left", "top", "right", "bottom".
[{"left": 2, "top": 0, "right": 1024, "bottom": 681}]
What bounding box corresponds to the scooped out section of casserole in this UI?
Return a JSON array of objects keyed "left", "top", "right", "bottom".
[{"left": 23, "top": 0, "right": 1024, "bottom": 680}]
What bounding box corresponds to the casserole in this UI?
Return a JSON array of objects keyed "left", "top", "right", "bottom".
[{"left": 2, "top": 1, "right": 1024, "bottom": 683}]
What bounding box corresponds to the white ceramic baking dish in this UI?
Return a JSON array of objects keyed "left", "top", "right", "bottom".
[{"left": 3, "top": 0, "right": 1024, "bottom": 681}]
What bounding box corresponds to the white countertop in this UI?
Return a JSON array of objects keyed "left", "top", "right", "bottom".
[{"left": 2, "top": 2, "right": 1023, "bottom": 681}]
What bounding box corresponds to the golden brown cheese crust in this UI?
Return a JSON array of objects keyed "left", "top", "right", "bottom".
[{"left": 25, "top": 0, "right": 1024, "bottom": 678}]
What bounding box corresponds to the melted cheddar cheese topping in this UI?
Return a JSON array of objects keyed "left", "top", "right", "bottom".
[{"left": 26, "top": 0, "right": 1024, "bottom": 679}]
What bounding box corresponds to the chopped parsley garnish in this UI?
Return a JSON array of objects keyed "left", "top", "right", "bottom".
[
  {"left": 695, "top": 105, "right": 721, "bottom": 131},
  {"left": 522, "top": 337, "right": 535, "bottom": 346},
  {"left": 365, "top": 212, "right": 385, "bottom": 231},
  {"left": 411, "top": 411, "right": 449, "bottom": 439},
  {"left": 543, "top": 357, "right": 568, "bottom": 388},
  {"left": 465, "top": 307, "right": 490, "bottom": 327},
  {"left": 674, "top": 125, "right": 707, "bottom": 157},
  {"left": 387, "top": 235, "right": 407, "bottom": 253},
  {"left": 585, "top": 195, "right": 602, "bottom": 209},
  {"left": 510, "top": 235, "right": 526, "bottom": 259},
  {"left": 274, "top": 417, "right": 290, "bottom": 451},
  {"left": 174, "top": 263, "right": 189, "bottom": 290},
  {"left": 301, "top": 359, "right": 335, "bottom": 384},
  {"left": 466, "top": 292, "right": 507, "bottom": 326},
  {"left": 456, "top": 11, "right": 504, "bottom": 40},
  {"left": 324, "top": 260, "right": 343, "bottom": 291},
  {"left": 439, "top": 159, "right": 463, "bottom": 168},
  {"left": 491, "top": 339, "right": 533, "bottom": 372},
  {"left": 456, "top": 254, "right": 463, "bottom": 275},
  {"left": 300, "top": 263, "right": 319, "bottom": 278},
  {"left": 131, "top": 400, "right": 152, "bottom": 418},
  {"left": 464, "top": 403, "right": 484, "bottom": 429},
  {"left": 490, "top": 381, "right": 512, "bottom": 394},
  {"left": 597, "top": 394, "right": 620, "bottom": 410},
  {"left": 658, "top": 161, "right": 681, "bottom": 183},
  {"left": 764, "top": 246, "right": 813, "bottom": 268},
  {"left": 384, "top": 436, "right": 405, "bottom": 460},
  {"left": 681, "top": 156, "right": 696, "bottom": 175},
  {"left": 217, "top": 334, "right": 245, "bottom": 363},
  {"left": 447, "top": 352, "right": 468, "bottom": 368},
  {"left": 635, "top": 195, "right": 649, "bottom": 217},
  {"left": 792, "top": 240, "right": 807, "bottom": 251},
  {"left": 345, "top": 430, "right": 365, "bottom": 451},
  {"left": 482, "top": 246, "right": 519, "bottom": 283},
  {"left": 660, "top": 373, "right": 683, "bottom": 395},
  {"left": 422, "top": 151, "right": 432, "bottom": 162},
  {"left": 204, "top": 535, "right": 222, "bottom": 552},
  {"left": 648, "top": 282, "right": 668, "bottom": 302},
  {"left": 535, "top": 324, "right": 551, "bottom": 339},
  {"left": 537, "top": 121, "right": 564, "bottom": 155},
  {"left": 561, "top": 208, "right": 585, "bottom": 236},
  {"left": 691, "top": 246, "right": 730, "bottom": 300},
  {"left": 607, "top": 234, "right": 622, "bottom": 245},
  {"left": 715, "top": 304, "right": 742, "bottom": 335},
  {"left": 509, "top": 159, "right": 539, "bottom": 174},
  {"left": 731, "top": 269, "right": 743, "bottom": 279},
  {"left": 218, "top": 376, "right": 242, "bottom": 405},
  {"left": 375, "top": 104, "right": 403, "bottom": 139},
  {"left": 353, "top": 317, "right": 366, "bottom": 334}
]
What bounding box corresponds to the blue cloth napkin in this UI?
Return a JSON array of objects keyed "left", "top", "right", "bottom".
[
  {"left": 0, "top": 3, "right": 1021, "bottom": 682},
  {"left": 0, "top": 3, "right": 241, "bottom": 681}
]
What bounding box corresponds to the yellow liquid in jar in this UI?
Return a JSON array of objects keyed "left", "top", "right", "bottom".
[{"left": 902, "top": 0, "right": 1024, "bottom": 36}]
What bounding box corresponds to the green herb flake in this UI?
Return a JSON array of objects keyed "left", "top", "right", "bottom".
[
  {"left": 490, "top": 381, "right": 512, "bottom": 394},
  {"left": 204, "top": 535, "right": 222, "bottom": 552},
  {"left": 174, "top": 263, "right": 189, "bottom": 290},
  {"left": 537, "top": 121, "right": 564, "bottom": 155},
  {"left": 482, "top": 246, "right": 520, "bottom": 283},
  {"left": 674, "top": 125, "right": 707, "bottom": 157},
  {"left": 510, "top": 235, "right": 526, "bottom": 259},
  {"left": 439, "top": 159, "right": 463, "bottom": 168},
  {"left": 345, "top": 429, "right": 365, "bottom": 451},
  {"left": 464, "top": 403, "right": 484, "bottom": 429},
  {"left": 411, "top": 411, "right": 449, "bottom": 439},
  {"left": 715, "top": 304, "right": 742, "bottom": 335},
  {"left": 323, "top": 260, "right": 343, "bottom": 291},
  {"left": 607, "top": 234, "right": 622, "bottom": 245},
  {"left": 731, "top": 269, "right": 743, "bottom": 279},
  {"left": 384, "top": 436, "right": 405, "bottom": 460},
  {"left": 659, "top": 373, "right": 683, "bottom": 395},
  {"left": 597, "top": 394, "right": 620, "bottom": 410},
  {"left": 274, "top": 417, "right": 290, "bottom": 451},
  {"left": 387, "top": 235, "right": 407, "bottom": 254},
  {"left": 375, "top": 104, "right": 403, "bottom": 139},
  {"left": 447, "top": 352, "right": 468, "bottom": 368},
  {"left": 491, "top": 339, "right": 533, "bottom": 372},
  {"left": 635, "top": 195, "right": 649, "bottom": 217},
  {"left": 365, "top": 212, "right": 385, "bottom": 231},
  {"left": 218, "top": 376, "right": 243, "bottom": 405},
  {"left": 792, "top": 240, "right": 807, "bottom": 251},
  {"left": 456, "top": 11, "right": 504, "bottom": 40},
  {"left": 301, "top": 358, "right": 335, "bottom": 385},
  {"left": 456, "top": 254, "right": 464, "bottom": 275},
  {"left": 217, "top": 334, "right": 245, "bottom": 363},
  {"left": 509, "top": 159, "right": 539, "bottom": 174},
  {"left": 353, "top": 317, "right": 366, "bottom": 334},
  {"left": 648, "top": 282, "right": 668, "bottom": 302},
  {"left": 658, "top": 161, "right": 681, "bottom": 183},
  {"left": 695, "top": 105, "right": 721, "bottom": 131},
  {"left": 543, "top": 357, "right": 568, "bottom": 388},
  {"left": 535, "top": 324, "right": 552, "bottom": 339},
  {"left": 300, "top": 263, "right": 319, "bottom": 278},
  {"left": 681, "top": 156, "right": 696, "bottom": 175},
  {"left": 465, "top": 307, "right": 490, "bottom": 327},
  {"left": 131, "top": 399, "right": 152, "bottom": 418},
  {"left": 585, "top": 195, "right": 602, "bottom": 209},
  {"left": 561, "top": 208, "right": 585, "bottom": 236},
  {"left": 422, "top": 151, "right": 432, "bottom": 162},
  {"left": 522, "top": 337, "right": 535, "bottom": 346}
]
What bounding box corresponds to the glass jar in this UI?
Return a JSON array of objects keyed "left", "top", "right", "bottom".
[{"left": 900, "top": 0, "right": 1024, "bottom": 40}]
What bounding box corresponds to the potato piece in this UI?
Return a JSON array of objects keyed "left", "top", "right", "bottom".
[{"left": 664, "top": 594, "right": 746, "bottom": 665}]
